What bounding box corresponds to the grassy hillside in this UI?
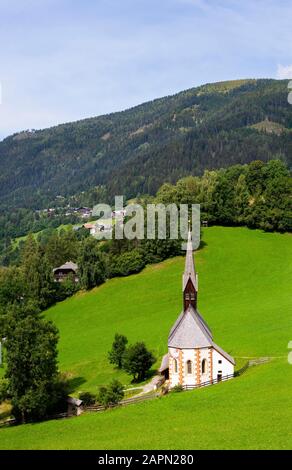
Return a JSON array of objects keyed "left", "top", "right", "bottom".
[
  {"left": 0, "top": 359, "right": 291, "bottom": 449},
  {"left": 0, "top": 79, "right": 292, "bottom": 210},
  {"left": 1, "top": 226, "right": 291, "bottom": 449},
  {"left": 43, "top": 226, "right": 292, "bottom": 393}
]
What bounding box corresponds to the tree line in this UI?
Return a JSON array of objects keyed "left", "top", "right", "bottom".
[
  {"left": 0, "top": 159, "right": 290, "bottom": 315},
  {"left": 0, "top": 217, "right": 180, "bottom": 422},
  {"left": 156, "top": 159, "right": 291, "bottom": 233},
  {"left": 0, "top": 158, "right": 290, "bottom": 422}
]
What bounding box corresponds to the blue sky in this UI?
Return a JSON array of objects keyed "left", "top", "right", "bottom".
[{"left": 0, "top": 0, "right": 292, "bottom": 139}]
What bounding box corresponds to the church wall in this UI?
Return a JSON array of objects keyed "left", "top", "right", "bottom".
[
  {"left": 199, "top": 347, "right": 211, "bottom": 383},
  {"left": 168, "top": 347, "right": 234, "bottom": 388},
  {"left": 182, "top": 348, "right": 197, "bottom": 386},
  {"left": 168, "top": 348, "right": 180, "bottom": 387},
  {"left": 212, "top": 348, "right": 234, "bottom": 381}
]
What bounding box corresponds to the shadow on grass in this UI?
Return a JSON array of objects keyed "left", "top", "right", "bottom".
[
  {"left": 130, "top": 368, "right": 157, "bottom": 385},
  {"left": 68, "top": 376, "right": 87, "bottom": 393},
  {"left": 198, "top": 239, "right": 208, "bottom": 251}
]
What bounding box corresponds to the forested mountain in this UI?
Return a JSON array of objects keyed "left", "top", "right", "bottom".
[{"left": 0, "top": 78, "right": 292, "bottom": 210}]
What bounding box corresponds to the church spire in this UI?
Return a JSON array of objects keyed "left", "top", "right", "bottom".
[{"left": 182, "top": 229, "right": 198, "bottom": 310}]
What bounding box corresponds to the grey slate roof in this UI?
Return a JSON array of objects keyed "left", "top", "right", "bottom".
[
  {"left": 67, "top": 397, "right": 83, "bottom": 406},
  {"left": 182, "top": 230, "right": 197, "bottom": 291},
  {"left": 168, "top": 305, "right": 213, "bottom": 349},
  {"left": 168, "top": 308, "right": 212, "bottom": 340},
  {"left": 168, "top": 306, "right": 235, "bottom": 364},
  {"left": 159, "top": 353, "right": 169, "bottom": 372},
  {"left": 53, "top": 261, "right": 78, "bottom": 273},
  {"left": 212, "top": 342, "right": 235, "bottom": 365}
]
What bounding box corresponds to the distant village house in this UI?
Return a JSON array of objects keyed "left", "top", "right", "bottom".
[
  {"left": 53, "top": 261, "right": 79, "bottom": 283},
  {"left": 74, "top": 207, "right": 92, "bottom": 219}
]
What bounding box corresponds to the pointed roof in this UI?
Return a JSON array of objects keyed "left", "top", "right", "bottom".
[
  {"left": 168, "top": 305, "right": 213, "bottom": 349},
  {"left": 182, "top": 230, "right": 197, "bottom": 291},
  {"left": 53, "top": 261, "right": 78, "bottom": 273},
  {"left": 168, "top": 306, "right": 235, "bottom": 364},
  {"left": 169, "top": 308, "right": 212, "bottom": 340},
  {"left": 212, "top": 342, "right": 236, "bottom": 365},
  {"left": 159, "top": 353, "right": 169, "bottom": 372}
]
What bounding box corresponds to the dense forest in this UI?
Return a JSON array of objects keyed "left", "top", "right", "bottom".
[
  {"left": 155, "top": 159, "right": 291, "bottom": 233},
  {"left": 0, "top": 158, "right": 291, "bottom": 266},
  {"left": 0, "top": 78, "right": 292, "bottom": 258},
  {"left": 0, "top": 79, "right": 292, "bottom": 213}
]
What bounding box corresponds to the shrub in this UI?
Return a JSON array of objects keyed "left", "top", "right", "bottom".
[
  {"left": 78, "top": 391, "right": 96, "bottom": 406},
  {"left": 122, "top": 342, "right": 156, "bottom": 382},
  {"left": 97, "top": 380, "right": 124, "bottom": 409},
  {"left": 109, "top": 249, "right": 145, "bottom": 277},
  {"left": 108, "top": 333, "right": 128, "bottom": 369},
  {"left": 0, "top": 379, "right": 9, "bottom": 402},
  {"left": 172, "top": 384, "right": 183, "bottom": 393}
]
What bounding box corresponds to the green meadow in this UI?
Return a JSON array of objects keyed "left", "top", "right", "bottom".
[
  {"left": 0, "top": 359, "right": 291, "bottom": 450},
  {"left": 0, "top": 226, "right": 291, "bottom": 449}
]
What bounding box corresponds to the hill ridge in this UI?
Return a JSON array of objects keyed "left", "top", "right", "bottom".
[{"left": 0, "top": 78, "right": 291, "bottom": 210}]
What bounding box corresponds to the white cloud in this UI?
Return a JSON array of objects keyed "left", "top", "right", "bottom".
[{"left": 276, "top": 64, "right": 292, "bottom": 79}]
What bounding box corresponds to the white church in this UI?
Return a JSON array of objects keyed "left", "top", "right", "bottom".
[{"left": 159, "top": 230, "right": 235, "bottom": 388}]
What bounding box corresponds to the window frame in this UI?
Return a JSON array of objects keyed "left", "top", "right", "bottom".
[
  {"left": 173, "top": 358, "right": 178, "bottom": 374},
  {"left": 186, "top": 360, "right": 193, "bottom": 375},
  {"left": 201, "top": 358, "right": 207, "bottom": 374}
]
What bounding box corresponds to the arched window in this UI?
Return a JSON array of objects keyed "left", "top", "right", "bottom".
[
  {"left": 173, "top": 359, "right": 178, "bottom": 374},
  {"left": 201, "top": 359, "right": 207, "bottom": 374},
  {"left": 186, "top": 360, "right": 192, "bottom": 375}
]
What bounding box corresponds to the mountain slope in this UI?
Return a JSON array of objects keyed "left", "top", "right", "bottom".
[
  {"left": 44, "top": 227, "right": 291, "bottom": 392},
  {"left": 0, "top": 78, "right": 292, "bottom": 209},
  {"left": 1, "top": 226, "right": 292, "bottom": 450}
]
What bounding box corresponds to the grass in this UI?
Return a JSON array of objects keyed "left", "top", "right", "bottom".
[
  {"left": 1, "top": 226, "right": 291, "bottom": 449},
  {"left": 12, "top": 218, "right": 112, "bottom": 248},
  {"left": 0, "top": 359, "right": 291, "bottom": 449},
  {"left": 250, "top": 120, "right": 290, "bottom": 135},
  {"left": 12, "top": 223, "right": 74, "bottom": 249},
  {"left": 44, "top": 226, "right": 291, "bottom": 393}
]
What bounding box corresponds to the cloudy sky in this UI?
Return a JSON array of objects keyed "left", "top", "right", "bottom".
[{"left": 0, "top": 0, "right": 292, "bottom": 139}]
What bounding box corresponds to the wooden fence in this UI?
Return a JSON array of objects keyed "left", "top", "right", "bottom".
[
  {"left": 0, "top": 411, "right": 70, "bottom": 428},
  {"left": 0, "top": 417, "right": 17, "bottom": 428},
  {"left": 234, "top": 361, "right": 249, "bottom": 376},
  {"left": 0, "top": 361, "right": 252, "bottom": 425},
  {"left": 182, "top": 373, "right": 234, "bottom": 390},
  {"left": 182, "top": 361, "right": 249, "bottom": 390},
  {"left": 86, "top": 392, "right": 159, "bottom": 412}
]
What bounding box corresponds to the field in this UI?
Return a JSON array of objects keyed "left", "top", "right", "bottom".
[
  {"left": 0, "top": 359, "right": 291, "bottom": 449},
  {"left": 0, "top": 226, "right": 291, "bottom": 449}
]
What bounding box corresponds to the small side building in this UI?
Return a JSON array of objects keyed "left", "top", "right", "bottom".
[
  {"left": 53, "top": 261, "right": 79, "bottom": 283},
  {"left": 67, "top": 397, "right": 84, "bottom": 416}
]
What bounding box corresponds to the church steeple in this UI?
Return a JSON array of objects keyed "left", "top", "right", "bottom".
[{"left": 182, "top": 229, "right": 198, "bottom": 311}]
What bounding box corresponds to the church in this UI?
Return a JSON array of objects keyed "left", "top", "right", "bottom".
[{"left": 159, "top": 230, "right": 235, "bottom": 388}]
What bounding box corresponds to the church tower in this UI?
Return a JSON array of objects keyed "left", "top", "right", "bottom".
[
  {"left": 182, "top": 230, "right": 198, "bottom": 311},
  {"left": 159, "top": 229, "right": 235, "bottom": 388}
]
